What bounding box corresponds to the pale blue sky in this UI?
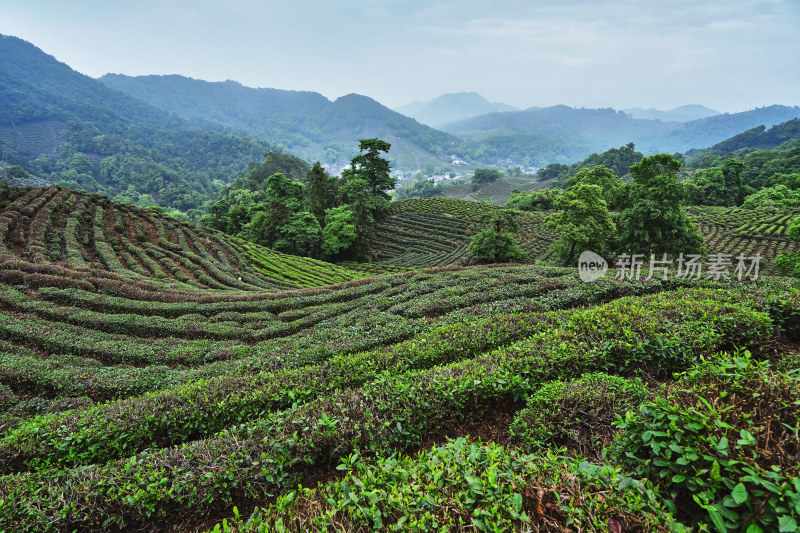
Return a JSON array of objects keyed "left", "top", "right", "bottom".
[{"left": 2, "top": 0, "right": 798, "bottom": 112}]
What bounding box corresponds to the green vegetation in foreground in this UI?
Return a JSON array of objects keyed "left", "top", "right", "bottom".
[
  {"left": 212, "top": 352, "right": 799, "bottom": 533},
  {"left": 1, "top": 279, "right": 798, "bottom": 531},
  {"left": 0, "top": 183, "right": 799, "bottom": 532}
]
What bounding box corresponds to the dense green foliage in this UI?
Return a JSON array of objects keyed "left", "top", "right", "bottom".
[
  {"left": 395, "top": 178, "right": 444, "bottom": 199},
  {"left": 545, "top": 183, "right": 616, "bottom": 265},
  {"left": 617, "top": 154, "right": 705, "bottom": 256},
  {"left": 467, "top": 213, "right": 526, "bottom": 263},
  {"left": 505, "top": 187, "right": 562, "bottom": 211},
  {"left": 510, "top": 373, "right": 649, "bottom": 452},
  {"left": 567, "top": 165, "right": 623, "bottom": 208},
  {"left": 685, "top": 119, "right": 800, "bottom": 165},
  {"left": 201, "top": 140, "right": 395, "bottom": 261},
  {"left": 222, "top": 439, "right": 678, "bottom": 532},
  {"left": 687, "top": 120, "right": 800, "bottom": 192},
  {"left": 614, "top": 353, "right": 800, "bottom": 532},
  {"left": 472, "top": 167, "right": 503, "bottom": 184},
  {"left": 687, "top": 159, "right": 751, "bottom": 207},
  {"left": 537, "top": 143, "right": 644, "bottom": 186}
]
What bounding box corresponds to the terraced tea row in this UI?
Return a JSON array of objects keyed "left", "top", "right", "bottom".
[
  {"left": 1, "top": 265, "right": 698, "bottom": 416},
  {"left": 686, "top": 206, "right": 800, "bottom": 272},
  {"left": 371, "top": 198, "right": 800, "bottom": 272},
  {"left": 0, "top": 186, "right": 363, "bottom": 292},
  {"left": 2, "top": 282, "right": 796, "bottom": 532},
  {"left": 1, "top": 186, "right": 799, "bottom": 531},
  {"left": 373, "top": 198, "right": 558, "bottom": 266}
]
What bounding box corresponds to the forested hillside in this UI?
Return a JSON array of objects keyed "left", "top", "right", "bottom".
[
  {"left": 100, "top": 74, "right": 466, "bottom": 171},
  {"left": 0, "top": 35, "right": 271, "bottom": 211},
  {"left": 685, "top": 118, "right": 800, "bottom": 166}
]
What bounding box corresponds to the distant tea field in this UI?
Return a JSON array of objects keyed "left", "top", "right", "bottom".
[{"left": 373, "top": 198, "right": 800, "bottom": 271}]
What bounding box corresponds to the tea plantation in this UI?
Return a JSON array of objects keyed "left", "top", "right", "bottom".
[
  {"left": 0, "top": 187, "right": 798, "bottom": 532},
  {"left": 373, "top": 198, "right": 800, "bottom": 271}
]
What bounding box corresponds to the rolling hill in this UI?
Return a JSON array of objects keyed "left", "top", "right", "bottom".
[
  {"left": 0, "top": 185, "right": 363, "bottom": 292},
  {"left": 0, "top": 185, "right": 798, "bottom": 532},
  {"left": 685, "top": 118, "right": 800, "bottom": 163}
]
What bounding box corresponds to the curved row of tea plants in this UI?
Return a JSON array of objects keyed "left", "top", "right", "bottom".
[
  {"left": 0, "top": 186, "right": 364, "bottom": 292},
  {"left": 0, "top": 284, "right": 796, "bottom": 531}
]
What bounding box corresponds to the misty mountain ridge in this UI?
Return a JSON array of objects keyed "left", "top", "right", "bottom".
[
  {"left": 393, "top": 92, "right": 518, "bottom": 128},
  {"left": 2, "top": 33, "right": 800, "bottom": 192},
  {"left": 0, "top": 34, "right": 270, "bottom": 209},
  {"left": 623, "top": 104, "right": 720, "bottom": 122},
  {"left": 441, "top": 104, "right": 800, "bottom": 155},
  {"left": 100, "top": 73, "right": 466, "bottom": 171}
]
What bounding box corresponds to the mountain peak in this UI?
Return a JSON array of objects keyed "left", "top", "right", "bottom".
[
  {"left": 623, "top": 105, "right": 720, "bottom": 122},
  {"left": 394, "top": 92, "right": 517, "bottom": 128}
]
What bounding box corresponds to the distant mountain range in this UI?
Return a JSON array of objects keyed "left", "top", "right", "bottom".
[
  {"left": 441, "top": 104, "right": 800, "bottom": 155},
  {"left": 623, "top": 104, "right": 720, "bottom": 122},
  {"left": 393, "top": 92, "right": 518, "bottom": 128},
  {"left": 2, "top": 33, "right": 800, "bottom": 207},
  {"left": 99, "top": 74, "right": 464, "bottom": 171}
]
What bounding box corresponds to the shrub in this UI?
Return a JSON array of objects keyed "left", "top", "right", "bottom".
[
  {"left": 510, "top": 373, "right": 649, "bottom": 456},
  {"left": 612, "top": 352, "right": 800, "bottom": 532},
  {"left": 209, "top": 438, "right": 679, "bottom": 532}
]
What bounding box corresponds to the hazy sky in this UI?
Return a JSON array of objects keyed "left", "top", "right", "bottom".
[{"left": 2, "top": 0, "right": 799, "bottom": 112}]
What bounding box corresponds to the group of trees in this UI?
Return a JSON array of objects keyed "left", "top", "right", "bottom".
[
  {"left": 201, "top": 139, "right": 395, "bottom": 261},
  {"left": 471, "top": 168, "right": 502, "bottom": 184},
  {"left": 536, "top": 143, "right": 645, "bottom": 185},
  {"left": 686, "top": 161, "right": 800, "bottom": 210},
  {"left": 544, "top": 156, "right": 704, "bottom": 266},
  {"left": 468, "top": 212, "right": 526, "bottom": 264}
]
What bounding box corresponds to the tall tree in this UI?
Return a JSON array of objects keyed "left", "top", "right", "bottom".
[
  {"left": 337, "top": 138, "right": 396, "bottom": 259},
  {"left": 350, "top": 138, "right": 395, "bottom": 205},
  {"left": 616, "top": 154, "right": 704, "bottom": 256},
  {"left": 566, "top": 165, "right": 622, "bottom": 209},
  {"left": 305, "top": 162, "right": 339, "bottom": 225},
  {"left": 545, "top": 184, "right": 616, "bottom": 266}
]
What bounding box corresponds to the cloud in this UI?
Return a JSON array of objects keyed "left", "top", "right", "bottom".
[{"left": 0, "top": 0, "right": 798, "bottom": 111}]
